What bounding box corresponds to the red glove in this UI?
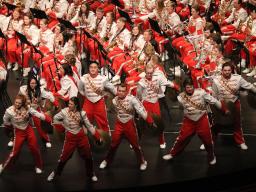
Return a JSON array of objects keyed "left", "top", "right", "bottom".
[
  {"left": 146, "top": 114, "right": 154, "bottom": 124},
  {"left": 44, "top": 113, "right": 52, "bottom": 123},
  {"left": 172, "top": 82, "right": 180, "bottom": 92}
]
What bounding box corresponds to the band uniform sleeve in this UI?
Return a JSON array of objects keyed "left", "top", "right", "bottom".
[
  {"left": 58, "top": 78, "right": 71, "bottom": 97},
  {"left": 41, "top": 89, "right": 55, "bottom": 102},
  {"left": 103, "top": 78, "right": 117, "bottom": 95},
  {"left": 202, "top": 89, "right": 222, "bottom": 109},
  {"left": 131, "top": 96, "right": 148, "bottom": 120},
  {"left": 3, "top": 108, "right": 12, "bottom": 126},
  {"left": 78, "top": 78, "right": 85, "bottom": 96},
  {"left": 28, "top": 107, "right": 46, "bottom": 120},
  {"left": 239, "top": 76, "right": 256, "bottom": 93},
  {"left": 53, "top": 109, "right": 65, "bottom": 123},
  {"left": 81, "top": 110, "right": 96, "bottom": 135}
]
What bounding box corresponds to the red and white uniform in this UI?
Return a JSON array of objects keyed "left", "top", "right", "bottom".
[
  {"left": 103, "top": 94, "right": 150, "bottom": 166},
  {"left": 168, "top": 88, "right": 222, "bottom": 162},
  {"left": 19, "top": 85, "right": 56, "bottom": 143},
  {"left": 138, "top": 0, "right": 156, "bottom": 15},
  {"left": 53, "top": 107, "right": 100, "bottom": 177},
  {"left": 137, "top": 75, "right": 176, "bottom": 145},
  {"left": 38, "top": 28, "right": 54, "bottom": 53},
  {"left": 221, "top": 7, "right": 248, "bottom": 35},
  {"left": 56, "top": 75, "right": 79, "bottom": 100},
  {"left": 212, "top": 74, "right": 256, "bottom": 144},
  {"left": 78, "top": 74, "right": 116, "bottom": 133},
  {"left": 2, "top": 106, "right": 49, "bottom": 170}
]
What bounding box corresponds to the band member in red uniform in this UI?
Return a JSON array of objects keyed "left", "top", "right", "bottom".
[
  {"left": 0, "top": 94, "right": 52, "bottom": 175},
  {"left": 47, "top": 97, "right": 101, "bottom": 182},
  {"left": 99, "top": 83, "right": 153, "bottom": 171},
  {"left": 162, "top": 79, "right": 227, "bottom": 165},
  {"left": 211, "top": 62, "right": 256, "bottom": 150},
  {"left": 137, "top": 64, "right": 179, "bottom": 149},
  {"left": 18, "top": 75, "right": 58, "bottom": 148},
  {"left": 78, "top": 62, "right": 116, "bottom": 133}
]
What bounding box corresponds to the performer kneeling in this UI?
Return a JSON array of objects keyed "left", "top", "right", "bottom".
[
  {"left": 0, "top": 94, "right": 52, "bottom": 174},
  {"left": 99, "top": 84, "right": 153, "bottom": 171},
  {"left": 47, "top": 97, "right": 101, "bottom": 182},
  {"left": 163, "top": 79, "right": 228, "bottom": 165}
]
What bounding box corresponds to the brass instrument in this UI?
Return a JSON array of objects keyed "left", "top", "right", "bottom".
[
  {"left": 105, "top": 39, "right": 117, "bottom": 51},
  {"left": 216, "top": 0, "right": 233, "bottom": 24}
]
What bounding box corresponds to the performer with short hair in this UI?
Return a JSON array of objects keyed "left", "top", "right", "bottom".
[
  {"left": 211, "top": 62, "right": 256, "bottom": 150},
  {"left": 163, "top": 79, "right": 227, "bottom": 165},
  {"left": 78, "top": 62, "right": 116, "bottom": 133},
  {"left": 99, "top": 83, "right": 153, "bottom": 171}
]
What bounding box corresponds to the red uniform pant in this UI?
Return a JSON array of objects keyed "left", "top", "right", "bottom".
[
  {"left": 56, "top": 129, "right": 94, "bottom": 177},
  {"left": 32, "top": 109, "right": 50, "bottom": 143},
  {"left": 143, "top": 101, "right": 165, "bottom": 145},
  {"left": 212, "top": 100, "right": 245, "bottom": 145},
  {"left": 105, "top": 119, "right": 145, "bottom": 165},
  {"left": 83, "top": 98, "right": 110, "bottom": 133},
  {"left": 2, "top": 125, "right": 43, "bottom": 170},
  {"left": 170, "top": 114, "right": 215, "bottom": 162}
]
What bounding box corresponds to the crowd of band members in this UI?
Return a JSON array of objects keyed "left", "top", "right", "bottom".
[{"left": 0, "top": 0, "right": 256, "bottom": 183}]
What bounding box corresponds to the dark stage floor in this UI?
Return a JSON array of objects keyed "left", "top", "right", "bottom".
[{"left": 1, "top": 71, "right": 256, "bottom": 192}]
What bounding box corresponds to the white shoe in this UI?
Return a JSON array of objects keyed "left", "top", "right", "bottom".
[
  {"left": 129, "top": 144, "right": 133, "bottom": 149},
  {"left": 162, "top": 154, "right": 173, "bottom": 160},
  {"left": 7, "top": 62, "right": 12, "bottom": 70},
  {"left": 47, "top": 171, "right": 55, "bottom": 182},
  {"left": 242, "top": 68, "right": 250, "bottom": 74},
  {"left": 200, "top": 144, "right": 205, "bottom": 150},
  {"left": 7, "top": 140, "right": 13, "bottom": 147},
  {"left": 209, "top": 156, "right": 216, "bottom": 165},
  {"left": 239, "top": 143, "right": 248, "bottom": 150},
  {"left": 254, "top": 82, "right": 256, "bottom": 86},
  {"left": 46, "top": 142, "right": 52, "bottom": 148},
  {"left": 0, "top": 164, "right": 3, "bottom": 175},
  {"left": 23, "top": 68, "right": 30, "bottom": 77},
  {"left": 246, "top": 69, "right": 256, "bottom": 77},
  {"left": 160, "top": 143, "right": 166, "bottom": 149},
  {"left": 35, "top": 167, "right": 42, "bottom": 174},
  {"left": 99, "top": 160, "right": 107, "bottom": 169},
  {"left": 91, "top": 175, "right": 98, "bottom": 182},
  {"left": 140, "top": 161, "right": 147, "bottom": 171},
  {"left": 12, "top": 63, "right": 19, "bottom": 71}
]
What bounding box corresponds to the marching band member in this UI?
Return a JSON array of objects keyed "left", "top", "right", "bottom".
[
  {"left": 220, "top": 0, "right": 247, "bottom": 38},
  {"left": 211, "top": 62, "right": 256, "bottom": 150},
  {"left": 0, "top": 8, "right": 23, "bottom": 70},
  {"left": 99, "top": 83, "right": 152, "bottom": 171},
  {"left": 137, "top": 64, "right": 179, "bottom": 148},
  {"left": 38, "top": 19, "right": 54, "bottom": 53},
  {"left": 163, "top": 79, "right": 227, "bottom": 165},
  {"left": 47, "top": 97, "right": 101, "bottom": 182},
  {"left": 66, "top": 0, "right": 82, "bottom": 20},
  {"left": 46, "top": 0, "right": 69, "bottom": 29},
  {"left": 16, "top": 13, "right": 40, "bottom": 77},
  {"left": 0, "top": 94, "right": 52, "bottom": 175},
  {"left": 78, "top": 62, "right": 116, "bottom": 133},
  {"left": 54, "top": 63, "right": 78, "bottom": 101},
  {"left": 18, "top": 75, "right": 58, "bottom": 148}
]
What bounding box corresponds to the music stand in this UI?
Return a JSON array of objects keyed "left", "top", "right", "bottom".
[
  {"left": 3, "top": 2, "right": 16, "bottom": 15},
  {"left": 16, "top": 31, "right": 32, "bottom": 80},
  {"left": 58, "top": 18, "right": 77, "bottom": 31},
  {"left": 30, "top": 8, "right": 48, "bottom": 20},
  {"left": 118, "top": 9, "right": 133, "bottom": 25},
  {"left": 148, "top": 18, "right": 163, "bottom": 35}
]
